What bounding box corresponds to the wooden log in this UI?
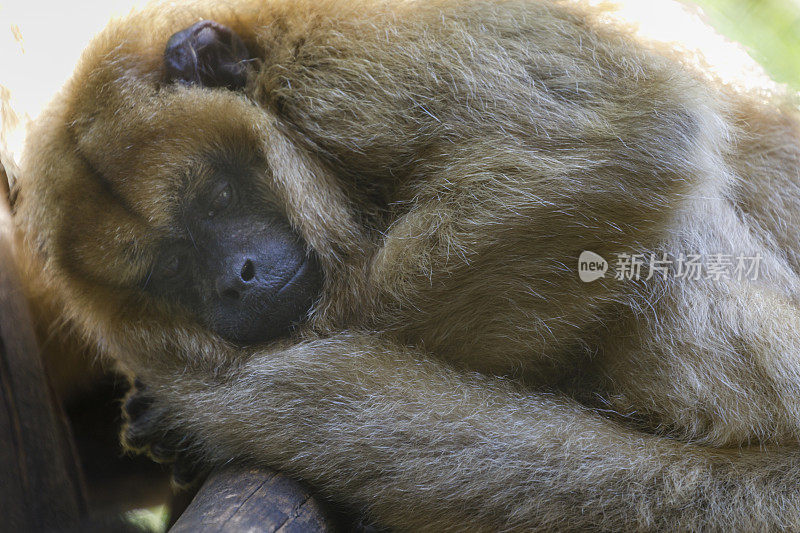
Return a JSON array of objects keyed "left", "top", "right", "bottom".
[
  {"left": 170, "top": 466, "right": 337, "bottom": 532},
  {"left": 0, "top": 181, "right": 87, "bottom": 530}
]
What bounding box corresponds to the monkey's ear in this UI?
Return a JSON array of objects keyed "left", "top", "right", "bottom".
[{"left": 163, "top": 20, "right": 251, "bottom": 90}]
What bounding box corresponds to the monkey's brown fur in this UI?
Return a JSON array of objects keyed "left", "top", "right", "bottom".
[{"left": 12, "top": 0, "right": 800, "bottom": 530}]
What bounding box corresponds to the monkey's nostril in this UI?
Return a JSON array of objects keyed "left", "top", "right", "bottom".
[{"left": 240, "top": 259, "right": 255, "bottom": 281}]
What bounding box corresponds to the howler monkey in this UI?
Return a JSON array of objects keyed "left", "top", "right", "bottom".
[{"left": 12, "top": 0, "right": 800, "bottom": 530}]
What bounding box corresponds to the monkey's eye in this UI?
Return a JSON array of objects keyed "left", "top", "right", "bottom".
[
  {"left": 206, "top": 182, "right": 233, "bottom": 218},
  {"left": 156, "top": 250, "right": 186, "bottom": 280}
]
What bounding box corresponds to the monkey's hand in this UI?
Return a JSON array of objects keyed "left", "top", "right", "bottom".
[
  {"left": 163, "top": 20, "right": 252, "bottom": 90},
  {"left": 121, "top": 379, "right": 209, "bottom": 489}
]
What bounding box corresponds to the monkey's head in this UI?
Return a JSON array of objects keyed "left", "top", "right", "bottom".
[{"left": 11, "top": 5, "right": 365, "bottom": 368}]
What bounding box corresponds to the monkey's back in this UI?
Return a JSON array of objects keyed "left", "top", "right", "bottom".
[{"left": 248, "top": 0, "right": 723, "bottom": 197}]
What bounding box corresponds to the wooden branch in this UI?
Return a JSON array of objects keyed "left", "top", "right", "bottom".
[
  {"left": 170, "top": 465, "right": 337, "bottom": 532},
  {"left": 0, "top": 183, "right": 87, "bottom": 530}
]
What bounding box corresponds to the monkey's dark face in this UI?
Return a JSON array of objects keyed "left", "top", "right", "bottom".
[
  {"left": 21, "top": 85, "right": 329, "bottom": 348},
  {"left": 14, "top": 16, "right": 344, "bottom": 351},
  {"left": 144, "top": 172, "right": 323, "bottom": 345}
]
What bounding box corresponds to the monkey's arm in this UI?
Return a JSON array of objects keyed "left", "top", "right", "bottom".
[{"left": 132, "top": 333, "right": 800, "bottom": 532}]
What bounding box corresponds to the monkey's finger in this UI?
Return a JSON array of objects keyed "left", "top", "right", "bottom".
[
  {"left": 121, "top": 420, "right": 156, "bottom": 451},
  {"left": 171, "top": 455, "right": 208, "bottom": 490},
  {"left": 123, "top": 391, "right": 153, "bottom": 421},
  {"left": 121, "top": 406, "right": 170, "bottom": 450},
  {"left": 163, "top": 20, "right": 251, "bottom": 90},
  {"left": 149, "top": 442, "right": 178, "bottom": 464}
]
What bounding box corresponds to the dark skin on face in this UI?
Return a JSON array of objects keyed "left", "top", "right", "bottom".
[
  {"left": 144, "top": 168, "right": 323, "bottom": 345},
  {"left": 143, "top": 24, "right": 324, "bottom": 344}
]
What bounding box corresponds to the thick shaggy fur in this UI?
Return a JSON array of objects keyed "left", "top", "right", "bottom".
[{"left": 12, "top": 0, "right": 800, "bottom": 530}]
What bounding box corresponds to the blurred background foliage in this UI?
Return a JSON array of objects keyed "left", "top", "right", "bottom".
[{"left": 694, "top": 0, "right": 800, "bottom": 89}]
